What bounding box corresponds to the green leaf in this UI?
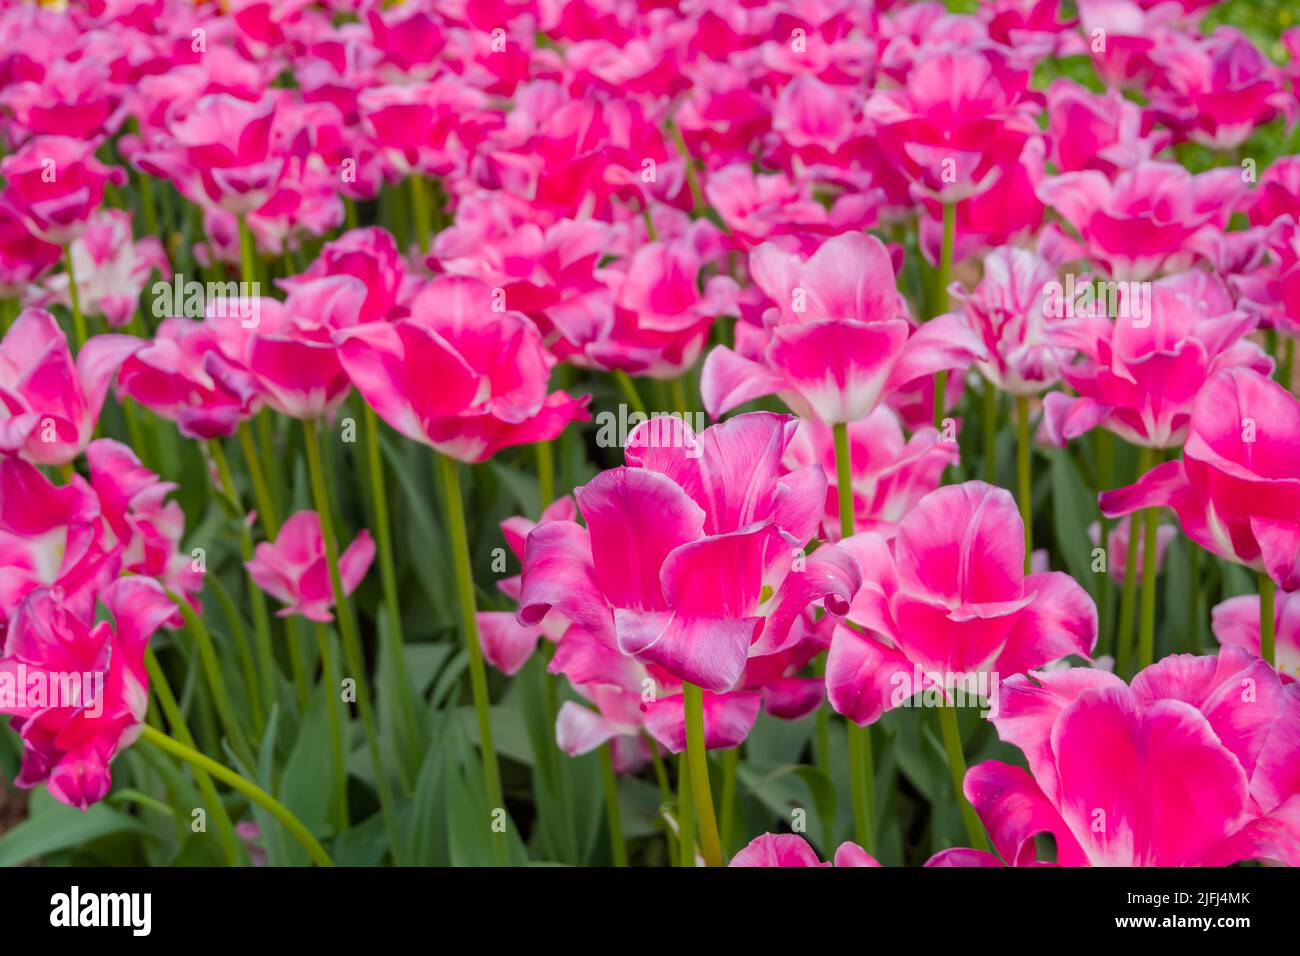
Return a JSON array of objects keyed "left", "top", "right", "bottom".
[{"left": 0, "top": 795, "right": 149, "bottom": 867}]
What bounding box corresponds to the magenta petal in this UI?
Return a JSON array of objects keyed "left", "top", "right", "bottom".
[
  {"left": 963, "top": 760, "right": 1086, "bottom": 867},
  {"left": 576, "top": 467, "right": 705, "bottom": 612},
  {"left": 643, "top": 690, "right": 761, "bottom": 753},
  {"left": 729, "top": 833, "right": 824, "bottom": 867},
  {"left": 825, "top": 622, "right": 915, "bottom": 726},
  {"left": 832, "top": 841, "right": 881, "bottom": 867},
  {"left": 767, "top": 319, "right": 909, "bottom": 425},
  {"left": 700, "top": 346, "right": 785, "bottom": 419},
  {"left": 756, "top": 540, "right": 862, "bottom": 656},
  {"left": 998, "top": 572, "right": 1098, "bottom": 674},
  {"left": 555, "top": 701, "right": 620, "bottom": 756},
  {"left": 1053, "top": 688, "right": 1250, "bottom": 866},
  {"left": 517, "top": 520, "right": 613, "bottom": 641},
  {"left": 924, "top": 848, "right": 1006, "bottom": 867},
  {"left": 476, "top": 611, "right": 542, "bottom": 676},
  {"left": 615, "top": 609, "right": 759, "bottom": 693}
]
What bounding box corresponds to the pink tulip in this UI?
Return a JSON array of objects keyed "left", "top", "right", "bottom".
[
  {"left": 784, "top": 407, "right": 957, "bottom": 539},
  {"left": 245, "top": 510, "right": 375, "bottom": 623},
  {"left": 281, "top": 227, "right": 405, "bottom": 325},
  {"left": 1086, "top": 520, "right": 1176, "bottom": 584},
  {"left": 0, "top": 578, "right": 176, "bottom": 810},
  {"left": 866, "top": 46, "right": 1039, "bottom": 204},
  {"left": 0, "top": 456, "right": 116, "bottom": 626},
  {"left": 117, "top": 317, "right": 259, "bottom": 440},
  {"left": 208, "top": 278, "right": 361, "bottom": 421},
  {"left": 826, "top": 481, "right": 1096, "bottom": 727},
  {"left": 951, "top": 246, "right": 1072, "bottom": 396},
  {"left": 0, "top": 308, "right": 141, "bottom": 466},
  {"left": 1248, "top": 157, "right": 1300, "bottom": 227},
  {"left": 86, "top": 439, "right": 202, "bottom": 615},
  {"left": 36, "top": 210, "right": 169, "bottom": 329},
  {"left": 1076, "top": 0, "right": 1182, "bottom": 91},
  {"left": 335, "top": 276, "right": 590, "bottom": 463},
  {"left": 0, "top": 56, "right": 123, "bottom": 143},
  {"left": 0, "top": 207, "right": 61, "bottom": 298},
  {"left": 518, "top": 412, "right": 860, "bottom": 702},
  {"left": 930, "top": 650, "right": 1300, "bottom": 866},
  {"left": 1100, "top": 368, "right": 1300, "bottom": 590},
  {"left": 359, "top": 77, "right": 499, "bottom": 180},
  {"left": 1152, "top": 28, "right": 1292, "bottom": 152},
  {"left": 701, "top": 232, "right": 984, "bottom": 425},
  {"left": 0, "top": 136, "right": 126, "bottom": 245},
  {"left": 1233, "top": 216, "right": 1300, "bottom": 337},
  {"left": 1044, "top": 79, "right": 1168, "bottom": 176},
  {"left": 1036, "top": 161, "right": 1244, "bottom": 280},
  {"left": 1042, "top": 272, "right": 1271, "bottom": 449},
  {"left": 143, "top": 94, "right": 283, "bottom": 216},
  {"left": 730, "top": 833, "right": 880, "bottom": 867},
  {"left": 1213, "top": 590, "right": 1300, "bottom": 682}
]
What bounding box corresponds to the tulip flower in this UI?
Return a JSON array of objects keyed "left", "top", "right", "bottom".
[
  {"left": 0, "top": 136, "right": 126, "bottom": 246},
  {"left": 1213, "top": 590, "right": 1300, "bottom": 681},
  {"left": 930, "top": 651, "right": 1300, "bottom": 866},
  {"left": 245, "top": 510, "right": 374, "bottom": 623},
  {"left": 701, "top": 232, "right": 984, "bottom": 425},
  {"left": 729, "top": 833, "right": 880, "bottom": 867},
  {"left": 0, "top": 578, "right": 176, "bottom": 810},
  {"left": 1036, "top": 162, "right": 1244, "bottom": 281},
  {"left": 0, "top": 308, "right": 141, "bottom": 466},
  {"left": 1086, "top": 520, "right": 1176, "bottom": 584}
]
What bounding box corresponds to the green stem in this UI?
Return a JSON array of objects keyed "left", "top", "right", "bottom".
[
  {"left": 682, "top": 682, "right": 723, "bottom": 867},
  {"left": 138, "top": 724, "right": 333, "bottom": 867},
  {"left": 719, "top": 745, "right": 739, "bottom": 857},
  {"left": 982, "top": 380, "right": 997, "bottom": 484},
  {"left": 1282, "top": 337, "right": 1294, "bottom": 393},
  {"left": 303, "top": 419, "right": 402, "bottom": 864},
  {"left": 676, "top": 753, "right": 695, "bottom": 867},
  {"left": 237, "top": 214, "right": 258, "bottom": 287},
  {"left": 670, "top": 376, "right": 691, "bottom": 417},
  {"left": 613, "top": 370, "right": 649, "bottom": 416},
  {"left": 1016, "top": 395, "right": 1032, "bottom": 574},
  {"left": 144, "top": 648, "right": 243, "bottom": 866},
  {"left": 436, "top": 451, "right": 506, "bottom": 864},
  {"left": 1116, "top": 512, "right": 1141, "bottom": 677},
  {"left": 168, "top": 587, "right": 253, "bottom": 769},
  {"left": 205, "top": 573, "right": 265, "bottom": 733},
  {"left": 932, "top": 201, "right": 957, "bottom": 428},
  {"left": 598, "top": 743, "right": 628, "bottom": 867},
  {"left": 362, "top": 404, "right": 416, "bottom": 794},
  {"left": 1260, "top": 573, "right": 1276, "bottom": 667},
  {"left": 315, "top": 621, "right": 348, "bottom": 832},
  {"left": 410, "top": 175, "right": 432, "bottom": 255},
  {"left": 937, "top": 705, "right": 990, "bottom": 852},
  {"left": 833, "top": 420, "right": 877, "bottom": 851},
  {"left": 209, "top": 440, "right": 278, "bottom": 715},
  {"left": 1136, "top": 452, "right": 1162, "bottom": 672},
  {"left": 1188, "top": 541, "right": 1201, "bottom": 653},
  {"left": 64, "top": 247, "right": 86, "bottom": 349},
  {"left": 535, "top": 439, "right": 555, "bottom": 513},
  {"left": 237, "top": 421, "right": 279, "bottom": 538}
]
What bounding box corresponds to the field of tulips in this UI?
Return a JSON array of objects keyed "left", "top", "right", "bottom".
[{"left": 0, "top": 0, "right": 1297, "bottom": 889}]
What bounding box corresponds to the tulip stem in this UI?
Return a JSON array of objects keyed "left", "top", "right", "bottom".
[
  {"left": 932, "top": 201, "right": 957, "bottom": 428},
  {"left": 1136, "top": 451, "right": 1162, "bottom": 672},
  {"left": 598, "top": 743, "right": 628, "bottom": 866},
  {"left": 535, "top": 439, "right": 555, "bottom": 513},
  {"left": 303, "top": 418, "right": 402, "bottom": 864},
  {"left": 410, "top": 174, "right": 432, "bottom": 255},
  {"left": 167, "top": 585, "right": 253, "bottom": 769},
  {"left": 362, "top": 404, "right": 416, "bottom": 793},
  {"left": 138, "top": 724, "right": 333, "bottom": 867},
  {"left": 237, "top": 215, "right": 258, "bottom": 287},
  {"left": 315, "top": 621, "right": 349, "bottom": 832},
  {"left": 1282, "top": 337, "right": 1294, "bottom": 393},
  {"left": 677, "top": 753, "right": 695, "bottom": 866},
  {"left": 682, "top": 681, "right": 723, "bottom": 866},
  {"left": 436, "top": 451, "right": 507, "bottom": 864},
  {"left": 670, "top": 376, "right": 691, "bottom": 417},
  {"left": 208, "top": 440, "right": 279, "bottom": 716},
  {"left": 1260, "top": 573, "right": 1276, "bottom": 667},
  {"left": 833, "top": 420, "right": 877, "bottom": 852},
  {"left": 64, "top": 247, "right": 87, "bottom": 349},
  {"left": 144, "top": 647, "right": 244, "bottom": 866},
  {"left": 937, "top": 705, "right": 990, "bottom": 853},
  {"left": 237, "top": 421, "right": 279, "bottom": 538},
  {"left": 982, "top": 380, "right": 997, "bottom": 484},
  {"left": 718, "top": 745, "right": 739, "bottom": 857},
  {"left": 1016, "top": 395, "right": 1032, "bottom": 574},
  {"left": 1187, "top": 541, "right": 1201, "bottom": 653},
  {"left": 612, "top": 370, "right": 649, "bottom": 416},
  {"left": 1116, "top": 513, "right": 1140, "bottom": 676}
]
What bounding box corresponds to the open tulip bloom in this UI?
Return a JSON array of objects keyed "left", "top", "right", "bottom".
[{"left": 0, "top": 0, "right": 1295, "bottom": 890}]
